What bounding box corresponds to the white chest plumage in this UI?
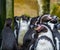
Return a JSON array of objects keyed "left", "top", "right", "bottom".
[
  {"left": 38, "top": 25, "right": 54, "bottom": 42},
  {"left": 35, "top": 25, "right": 54, "bottom": 50},
  {"left": 18, "top": 19, "right": 29, "bottom": 45}
]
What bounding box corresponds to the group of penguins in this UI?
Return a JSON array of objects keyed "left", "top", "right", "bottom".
[{"left": 1, "top": 14, "right": 60, "bottom": 50}]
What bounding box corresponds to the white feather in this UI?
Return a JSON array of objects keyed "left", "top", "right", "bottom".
[
  {"left": 48, "top": 22, "right": 54, "bottom": 30},
  {"left": 35, "top": 25, "right": 54, "bottom": 50},
  {"left": 35, "top": 39, "right": 54, "bottom": 50},
  {"left": 58, "top": 30, "right": 60, "bottom": 33},
  {"left": 55, "top": 37, "right": 59, "bottom": 50},
  {"left": 18, "top": 19, "right": 29, "bottom": 45},
  {"left": 29, "top": 44, "right": 33, "bottom": 50},
  {"left": 14, "top": 29, "right": 17, "bottom": 38},
  {"left": 16, "top": 20, "right": 20, "bottom": 28},
  {"left": 38, "top": 25, "right": 54, "bottom": 42}
]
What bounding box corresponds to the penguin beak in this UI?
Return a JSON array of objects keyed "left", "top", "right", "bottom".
[
  {"left": 35, "top": 25, "right": 44, "bottom": 32},
  {"left": 35, "top": 25, "right": 42, "bottom": 31}
]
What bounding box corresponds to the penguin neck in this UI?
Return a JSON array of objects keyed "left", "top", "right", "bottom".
[{"left": 47, "top": 22, "right": 54, "bottom": 30}]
